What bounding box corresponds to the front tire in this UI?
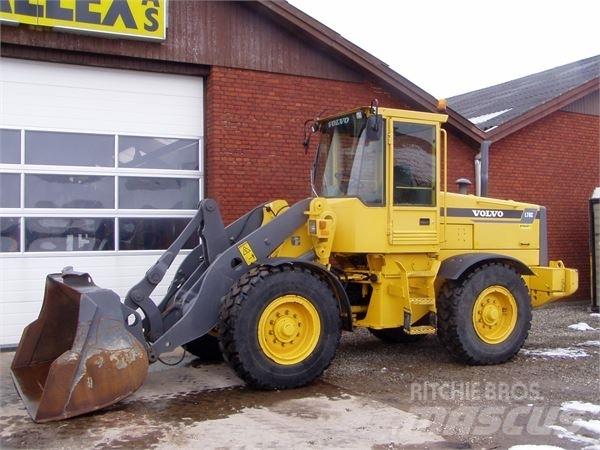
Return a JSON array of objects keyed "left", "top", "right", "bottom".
[
  {"left": 437, "top": 263, "right": 532, "bottom": 365},
  {"left": 218, "top": 265, "right": 341, "bottom": 389}
]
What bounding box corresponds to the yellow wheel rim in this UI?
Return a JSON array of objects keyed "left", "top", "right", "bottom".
[
  {"left": 257, "top": 295, "right": 321, "bottom": 365},
  {"left": 472, "top": 286, "right": 518, "bottom": 344}
]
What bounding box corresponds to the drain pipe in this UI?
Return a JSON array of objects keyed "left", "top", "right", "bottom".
[
  {"left": 474, "top": 155, "right": 481, "bottom": 196},
  {"left": 476, "top": 140, "right": 491, "bottom": 197}
]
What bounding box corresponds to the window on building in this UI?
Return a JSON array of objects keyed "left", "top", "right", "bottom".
[
  {"left": 0, "top": 129, "right": 202, "bottom": 253},
  {"left": 0, "top": 129, "right": 20, "bottom": 164},
  {"left": 25, "top": 131, "right": 114, "bottom": 167},
  {"left": 25, "top": 217, "right": 115, "bottom": 252},
  {"left": 0, "top": 173, "right": 20, "bottom": 208},
  {"left": 392, "top": 122, "right": 436, "bottom": 206},
  {"left": 0, "top": 217, "right": 20, "bottom": 252}
]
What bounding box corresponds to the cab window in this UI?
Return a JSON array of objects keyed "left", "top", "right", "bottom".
[
  {"left": 392, "top": 122, "right": 436, "bottom": 206},
  {"left": 314, "top": 113, "right": 386, "bottom": 205}
]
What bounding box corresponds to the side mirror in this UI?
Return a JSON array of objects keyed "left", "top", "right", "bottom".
[{"left": 366, "top": 115, "right": 382, "bottom": 141}]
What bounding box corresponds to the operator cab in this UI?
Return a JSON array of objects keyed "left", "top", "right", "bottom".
[
  {"left": 312, "top": 106, "right": 447, "bottom": 209},
  {"left": 311, "top": 105, "right": 448, "bottom": 250}
]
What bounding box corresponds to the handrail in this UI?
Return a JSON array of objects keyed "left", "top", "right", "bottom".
[{"left": 440, "top": 128, "right": 448, "bottom": 243}]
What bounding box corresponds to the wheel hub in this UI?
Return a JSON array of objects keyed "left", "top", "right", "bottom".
[
  {"left": 258, "top": 295, "right": 320, "bottom": 365},
  {"left": 274, "top": 317, "right": 299, "bottom": 342},
  {"left": 472, "top": 286, "right": 518, "bottom": 344},
  {"left": 482, "top": 304, "right": 500, "bottom": 325}
]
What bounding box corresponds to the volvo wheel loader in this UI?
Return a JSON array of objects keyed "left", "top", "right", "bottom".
[{"left": 12, "top": 103, "right": 578, "bottom": 422}]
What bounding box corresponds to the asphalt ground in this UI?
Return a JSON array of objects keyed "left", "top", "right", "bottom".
[{"left": 1, "top": 299, "right": 599, "bottom": 449}]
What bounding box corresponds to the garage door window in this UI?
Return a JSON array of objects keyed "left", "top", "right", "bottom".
[
  {"left": 118, "top": 177, "right": 198, "bottom": 210},
  {"left": 0, "top": 129, "right": 20, "bottom": 164},
  {"left": 26, "top": 131, "right": 115, "bottom": 167},
  {"left": 0, "top": 128, "right": 202, "bottom": 253},
  {"left": 119, "top": 136, "right": 199, "bottom": 170},
  {"left": 0, "top": 173, "right": 20, "bottom": 208},
  {"left": 25, "top": 174, "right": 115, "bottom": 209}
]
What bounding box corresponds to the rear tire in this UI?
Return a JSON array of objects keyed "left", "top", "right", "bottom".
[
  {"left": 183, "top": 333, "right": 223, "bottom": 361},
  {"left": 437, "top": 263, "right": 531, "bottom": 365},
  {"left": 369, "top": 327, "right": 425, "bottom": 343},
  {"left": 218, "top": 265, "right": 341, "bottom": 389}
]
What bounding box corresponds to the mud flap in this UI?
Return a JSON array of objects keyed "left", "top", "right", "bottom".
[{"left": 11, "top": 272, "right": 149, "bottom": 422}]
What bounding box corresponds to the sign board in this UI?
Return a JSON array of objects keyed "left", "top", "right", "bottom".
[{"left": 0, "top": 0, "right": 167, "bottom": 41}]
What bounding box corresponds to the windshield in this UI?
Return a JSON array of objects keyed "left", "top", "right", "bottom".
[{"left": 313, "top": 112, "right": 385, "bottom": 205}]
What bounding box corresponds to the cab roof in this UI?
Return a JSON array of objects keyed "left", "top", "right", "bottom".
[{"left": 317, "top": 107, "right": 448, "bottom": 126}]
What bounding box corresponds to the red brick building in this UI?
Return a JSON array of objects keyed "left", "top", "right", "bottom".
[
  {"left": 0, "top": 1, "right": 595, "bottom": 345},
  {"left": 449, "top": 57, "right": 600, "bottom": 298}
]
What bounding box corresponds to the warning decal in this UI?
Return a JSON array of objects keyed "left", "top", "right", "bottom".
[{"left": 237, "top": 241, "right": 257, "bottom": 266}]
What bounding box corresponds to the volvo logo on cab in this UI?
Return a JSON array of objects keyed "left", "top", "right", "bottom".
[{"left": 472, "top": 209, "right": 504, "bottom": 218}]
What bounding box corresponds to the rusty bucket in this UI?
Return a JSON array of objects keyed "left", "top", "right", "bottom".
[{"left": 11, "top": 272, "right": 149, "bottom": 422}]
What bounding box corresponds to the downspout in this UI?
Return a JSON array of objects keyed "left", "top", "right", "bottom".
[
  {"left": 474, "top": 155, "right": 481, "bottom": 196},
  {"left": 476, "top": 140, "right": 491, "bottom": 197}
]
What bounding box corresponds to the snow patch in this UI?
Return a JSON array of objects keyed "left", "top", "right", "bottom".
[
  {"left": 568, "top": 322, "right": 596, "bottom": 331},
  {"left": 590, "top": 313, "right": 600, "bottom": 318},
  {"left": 561, "top": 401, "right": 600, "bottom": 415},
  {"left": 521, "top": 347, "right": 589, "bottom": 359},
  {"left": 578, "top": 341, "right": 600, "bottom": 348},
  {"left": 469, "top": 108, "right": 512, "bottom": 125},
  {"left": 574, "top": 419, "right": 600, "bottom": 436},
  {"left": 548, "top": 425, "right": 599, "bottom": 445}
]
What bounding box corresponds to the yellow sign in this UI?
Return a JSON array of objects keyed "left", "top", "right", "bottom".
[
  {"left": 0, "top": 0, "right": 166, "bottom": 41},
  {"left": 237, "top": 241, "right": 257, "bottom": 266}
]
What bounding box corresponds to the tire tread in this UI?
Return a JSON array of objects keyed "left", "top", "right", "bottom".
[
  {"left": 218, "top": 264, "right": 340, "bottom": 389},
  {"left": 437, "top": 262, "right": 532, "bottom": 365}
]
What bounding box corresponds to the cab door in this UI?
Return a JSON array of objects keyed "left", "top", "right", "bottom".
[{"left": 387, "top": 119, "right": 440, "bottom": 251}]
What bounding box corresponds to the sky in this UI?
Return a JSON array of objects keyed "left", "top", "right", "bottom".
[{"left": 287, "top": 0, "right": 600, "bottom": 99}]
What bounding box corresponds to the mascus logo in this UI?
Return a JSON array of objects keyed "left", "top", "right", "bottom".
[{"left": 472, "top": 209, "right": 504, "bottom": 218}]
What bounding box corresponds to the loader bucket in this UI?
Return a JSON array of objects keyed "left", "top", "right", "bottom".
[{"left": 11, "top": 272, "right": 149, "bottom": 422}]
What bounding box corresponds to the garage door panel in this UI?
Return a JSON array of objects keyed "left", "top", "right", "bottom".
[
  {"left": 1, "top": 59, "right": 202, "bottom": 97},
  {"left": 0, "top": 58, "right": 204, "bottom": 346},
  {"left": 3, "top": 90, "right": 202, "bottom": 136},
  {"left": 1, "top": 58, "right": 203, "bottom": 136}
]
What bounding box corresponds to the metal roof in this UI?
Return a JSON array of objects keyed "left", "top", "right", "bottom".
[{"left": 448, "top": 55, "right": 600, "bottom": 132}]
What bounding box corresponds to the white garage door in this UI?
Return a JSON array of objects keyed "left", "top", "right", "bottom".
[{"left": 0, "top": 58, "right": 204, "bottom": 346}]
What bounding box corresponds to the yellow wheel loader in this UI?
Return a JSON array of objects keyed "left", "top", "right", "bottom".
[{"left": 11, "top": 103, "right": 578, "bottom": 422}]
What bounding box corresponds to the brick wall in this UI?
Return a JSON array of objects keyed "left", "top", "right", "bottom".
[
  {"left": 205, "top": 66, "right": 477, "bottom": 222},
  {"left": 205, "top": 66, "right": 396, "bottom": 220},
  {"left": 490, "top": 110, "right": 600, "bottom": 298},
  {"left": 447, "top": 132, "right": 477, "bottom": 193}
]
